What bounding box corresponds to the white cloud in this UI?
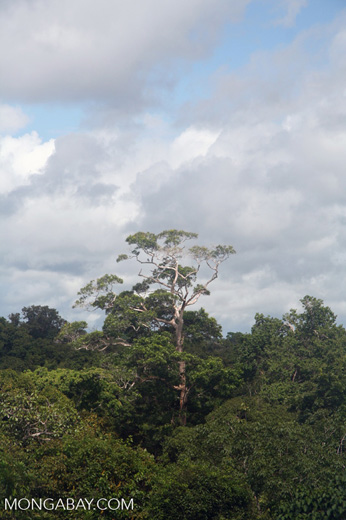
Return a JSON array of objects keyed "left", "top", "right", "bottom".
[
  {"left": 0, "top": 3, "right": 346, "bottom": 332},
  {"left": 0, "top": 132, "right": 54, "bottom": 194},
  {"left": 128, "top": 17, "right": 346, "bottom": 329},
  {"left": 0, "top": 104, "right": 29, "bottom": 133},
  {"left": 170, "top": 127, "right": 220, "bottom": 168}
]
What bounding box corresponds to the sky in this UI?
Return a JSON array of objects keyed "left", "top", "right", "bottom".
[{"left": 1, "top": 0, "right": 346, "bottom": 333}]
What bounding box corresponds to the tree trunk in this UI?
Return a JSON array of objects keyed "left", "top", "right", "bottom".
[
  {"left": 175, "top": 309, "right": 187, "bottom": 425},
  {"left": 178, "top": 360, "right": 187, "bottom": 425}
]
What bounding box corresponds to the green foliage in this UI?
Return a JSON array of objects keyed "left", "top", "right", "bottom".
[
  {"left": 32, "top": 366, "right": 123, "bottom": 416},
  {"left": 103, "top": 291, "right": 155, "bottom": 341},
  {"left": 183, "top": 308, "right": 223, "bottom": 355},
  {"left": 0, "top": 314, "right": 100, "bottom": 371},
  {"left": 126, "top": 230, "right": 159, "bottom": 252},
  {"left": 0, "top": 418, "right": 156, "bottom": 519},
  {"left": 2, "top": 293, "right": 346, "bottom": 519},
  {"left": 251, "top": 300, "right": 346, "bottom": 424},
  {"left": 0, "top": 431, "right": 33, "bottom": 499},
  {"left": 108, "top": 333, "right": 242, "bottom": 447},
  {"left": 189, "top": 244, "right": 236, "bottom": 262},
  {"left": 110, "top": 334, "right": 180, "bottom": 449},
  {"left": 147, "top": 461, "right": 255, "bottom": 520},
  {"left": 115, "top": 229, "right": 235, "bottom": 307},
  {"left": 74, "top": 229, "right": 236, "bottom": 430},
  {"left": 163, "top": 395, "right": 345, "bottom": 517},
  {"left": 158, "top": 229, "right": 199, "bottom": 246},
  {"left": 284, "top": 295, "right": 337, "bottom": 337},
  {"left": 73, "top": 273, "right": 123, "bottom": 310},
  {"left": 0, "top": 370, "right": 79, "bottom": 445},
  {"left": 122, "top": 230, "right": 199, "bottom": 259},
  {"left": 57, "top": 320, "right": 88, "bottom": 343},
  {"left": 278, "top": 473, "right": 346, "bottom": 520},
  {"left": 9, "top": 305, "right": 66, "bottom": 339},
  {"left": 29, "top": 426, "right": 156, "bottom": 519}
]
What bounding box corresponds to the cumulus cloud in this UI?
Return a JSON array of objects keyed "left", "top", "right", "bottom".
[
  {"left": 127, "top": 16, "right": 346, "bottom": 329},
  {"left": 0, "top": 132, "right": 54, "bottom": 194},
  {"left": 0, "top": 2, "right": 345, "bottom": 332},
  {"left": 0, "top": 124, "right": 142, "bottom": 321},
  {"left": 0, "top": 0, "right": 249, "bottom": 107}
]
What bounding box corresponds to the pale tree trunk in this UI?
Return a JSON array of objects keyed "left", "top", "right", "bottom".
[
  {"left": 175, "top": 307, "right": 188, "bottom": 425},
  {"left": 178, "top": 360, "right": 188, "bottom": 426}
]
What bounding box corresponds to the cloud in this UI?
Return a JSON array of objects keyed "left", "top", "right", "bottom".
[
  {"left": 0, "top": 132, "right": 54, "bottom": 195},
  {"left": 0, "top": 104, "right": 29, "bottom": 133},
  {"left": 0, "top": 0, "right": 250, "bottom": 107},
  {"left": 0, "top": 3, "right": 345, "bottom": 333},
  {"left": 0, "top": 123, "right": 142, "bottom": 321},
  {"left": 126, "top": 16, "right": 346, "bottom": 329}
]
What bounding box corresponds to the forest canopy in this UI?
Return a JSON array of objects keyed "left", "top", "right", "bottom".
[{"left": 1, "top": 232, "right": 345, "bottom": 519}]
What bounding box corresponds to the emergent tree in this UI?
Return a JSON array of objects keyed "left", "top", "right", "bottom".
[{"left": 74, "top": 230, "right": 235, "bottom": 424}]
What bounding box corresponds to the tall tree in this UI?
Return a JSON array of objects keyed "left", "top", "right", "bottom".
[{"left": 75, "top": 230, "right": 235, "bottom": 424}]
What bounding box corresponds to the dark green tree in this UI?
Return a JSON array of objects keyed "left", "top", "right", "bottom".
[{"left": 9, "top": 305, "right": 66, "bottom": 339}]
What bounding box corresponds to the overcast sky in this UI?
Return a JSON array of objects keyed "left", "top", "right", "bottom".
[{"left": 1, "top": 0, "right": 345, "bottom": 333}]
